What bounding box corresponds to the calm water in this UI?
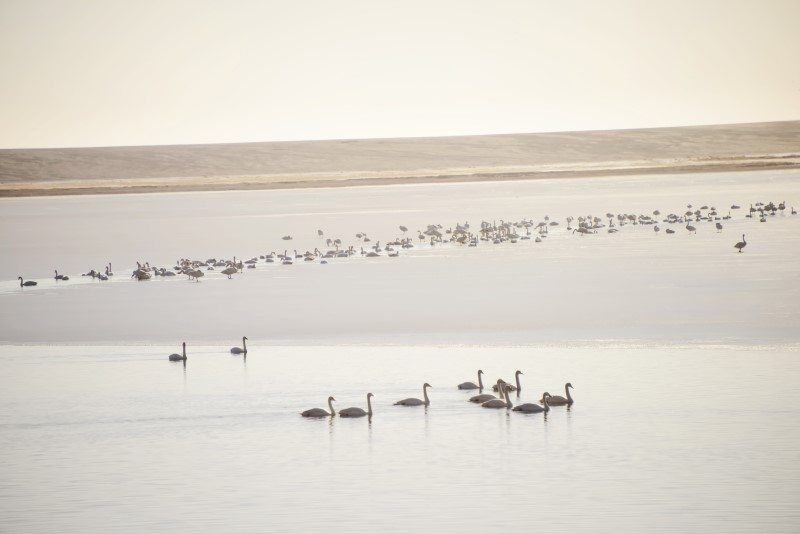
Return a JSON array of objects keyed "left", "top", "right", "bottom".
[
  {"left": 1, "top": 170, "right": 799, "bottom": 532},
  {"left": 1, "top": 343, "right": 799, "bottom": 533}
]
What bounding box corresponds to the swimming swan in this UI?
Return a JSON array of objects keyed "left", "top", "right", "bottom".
[
  {"left": 302, "top": 396, "right": 336, "bottom": 417},
  {"left": 230, "top": 336, "right": 248, "bottom": 354},
  {"left": 458, "top": 370, "right": 484, "bottom": 390},
  {"left": 394, "top": 383, "right": 431, "bottom": 406},
  {"left": 339, "top": 393, "right": 374, "bottom": 418},
  {"left": 482, "top": 383, "right": 512, "bottom": 409},
  {"left": 541, "top": 383, "right": 574, "bottom": 405},
  {"left": 169, "top": 342, "right": 187, "bottom": 361},
  {"left": 514, "top": 392, "right": 550, "bottom": 413},
  {"left": 493, "top": 370, "right": 523, "bottom": 392}
]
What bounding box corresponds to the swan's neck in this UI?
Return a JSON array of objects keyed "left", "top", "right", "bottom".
[
  {"left": 328, "top": 398, "right": 335, "bottom": 416},
  {"left": 543, "top": 395, "right": 549, "bottom": 412},
  {"left": 423, "top": 386, "right": 429, "bottom": 406},
  {"left": 504, "top": 387, "right": 513, "bottom": 409},
  {"left": 242, "top": 338, "right": 247, "bottom": 352},
  {"left": 366, "top": 395, "right": 373, "bottom": 416},
  {"left": 515, "top": 372, "right": 522, "bottom": 391},
  {"left": 477, "top": 372, "right": 483, "bottom": 389},
  {"left": 565, "top": 386, "right": 572, "bottom": 403},
  {"left": 182, "top": 345, "right": 186, "bottom": 358}
]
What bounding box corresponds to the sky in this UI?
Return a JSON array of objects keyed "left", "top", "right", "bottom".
[{"left": 0, "top": 0, "right": 798, "bottom": 149}]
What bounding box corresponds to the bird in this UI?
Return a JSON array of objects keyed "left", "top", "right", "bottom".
[
  {"left": 394, "top": 383, "right": 431, "bottom": 406},
  {"left": 685, "top": 223, "right": 696, "bottom": 233},
  {"left": 514, "top": 392, "right": 550, "bottom": 414},
  {"left": 715, "top": 222, "right": 723, "bottom": 232},
  {"left": 457, "top": 370, "right": 484, "bottom": 390},
  {"left": 168, "top": 342, "right": 187, "bottom": 361},
  {"left": 18, "top": 277, "right": 37, "bottom": 287},
  {"left": 339, "top": 393, "right": 373, "bottom": 418},
  {"left": 482, "top": 382, "right": 511, "bottom": 409},
  {"left": 54, "top": 270, "right": 69, "bottom": 281},
  {"left": 541, "top": 383, "right": 574, "bottom": 406},
  {"left": 301, "top": 396, "right": 336, "bottom": 418},
  {"left": 230, "top": 336, "right": 248, "bottom": 354},
  {"left": 493, "top": 370, "right": 523, "bottom": 392},
  {"left": 469, "top": 391, "right": 497, "bottom": 403},
  {"left": 734, "top": 234, "right": 747, "bottom": 253},
  {"left": 221, "top": 266, "right": 238, "bottom": 279}
]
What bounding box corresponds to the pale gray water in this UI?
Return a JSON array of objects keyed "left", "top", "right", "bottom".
[
  {"left": 1, "top": 343, "right": 799, "bottom": 533},
  {"left": 1, "top": 170, "right": 800, "bottom": 532}
]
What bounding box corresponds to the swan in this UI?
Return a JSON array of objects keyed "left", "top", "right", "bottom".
[
  {"left": 734, "top": 234, "right": 747, "bottom": 252},
  {"left": 18, "top": 277, "right": 37, "bottom": 287},
  {"left": 169, "top": 342, "right": 187, "bottom": 361},
  {"left": 458, "top": 370, "right": 484, "bottom": 390},
  {"left": 339, "top": 393, "right": 373, "bottom": 418},
  {"left": 482, "top": 383, "right": 512, "bottom": 409},
  {"left": 493, "top": 370, "right": 523, "bottom": 392},
  {"left": 54, "top": 270, "right": 69, "bottom": 281},
  {"left": 221, "top": 266, "right": 238, "bottom": 279},
  {"left": 302, "top": 396, "right": 336, "bottom": 417},
  {"left": 394, "top": 383, "right": 431, "bottom": 406},
  {"left": 514, "top": 392, "right": 550, "bottom": 413},
  {"left": 230, "top": 336, "right": 248, "bottom": 354},
  {"left": 541, "top": 383, "right": 574, "bottom": 405},
  {"left": 471, "top": 379, "right": 502, "bottom": 403}
]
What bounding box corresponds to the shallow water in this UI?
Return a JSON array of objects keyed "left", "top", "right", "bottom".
[
  {"left": 1, "top": 170, "right": 799, "bottom": 532},
  {"left": 1, "top": 343, "right": 799, "bottom": 533},
  {"left": 0, "top": 169, "right": 799, "bottom": 345}
]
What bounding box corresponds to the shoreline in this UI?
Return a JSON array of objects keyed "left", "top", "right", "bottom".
[{"left": 1, "top": 155, "right": 797, "bottom": 198}]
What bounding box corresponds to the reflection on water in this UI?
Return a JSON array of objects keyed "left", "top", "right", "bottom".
[{"left": 1, "top": 343, "right": 799, "bottom": 533}]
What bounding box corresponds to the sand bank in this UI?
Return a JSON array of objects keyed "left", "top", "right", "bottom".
[{"left": 1, "top": 121, "right": 798, "bottom": 197}]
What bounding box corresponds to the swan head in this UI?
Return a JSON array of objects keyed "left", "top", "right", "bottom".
[
  {"left": 182, "top": 342, "right": 186, "bottom": 348},
  {"left": 328, "top": 396, "right": 335, "bottom": 402},
  {"left": 423, "top": 383, "right": 432, "bottom": 388},
  {"left": 566, "top": 382, "right": 574, "bottom": 389},
  {"left": 478, "top": 369, "right": 484, "bottom": 376},
  {"left": 543, "top": 392, "right": 551, "bottom": 398},
  {"left": 367, "top": 393, "right": 374, "bottom": 398},
  {"left": 243, "top": 336, "right": 248, "bottom": 340},
  {"left": 516, "top": 370, "right": 523, "bottom": 376}
]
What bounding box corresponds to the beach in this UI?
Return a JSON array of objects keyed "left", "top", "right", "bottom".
[{"left": 1, "top": 121, "right": 798, "bottom": 197}]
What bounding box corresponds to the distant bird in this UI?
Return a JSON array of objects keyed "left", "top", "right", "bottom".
[
  {"left": 399, "top": 225, "right": 408, "bottom": 234},
  {"left": 715, "top": 222, "right": 723, "bottom": 232},
  {"left": 394, "top": 383, "right": 431, "bottom": 406},
  {"left": 513, "top": 392, "right": 550, "bottom": 414},
  {"left": 221, "top": 266, "right": 237, "bottom": 279},
  {"left": 685, "top": 223, "right": 696, "bottom": 234},
  {"left": 734, "top": 234, "right": 747, "bottom": 253},
  {"left": 317, "top": 229, "right": 324, "bottom": 237},
  {"left": 54, "top": 270, "right": 69, "bottom": 281},
  {"left": 666, "top": 228, "right": 675, "bottom": 234},
  {"left": 339, "top": 393, "right": 374, "bottom": 418},
  {"left": 458, "top": 370, "right": 484, "bottom": 390},
  {"left": 541, "top": 383, "right": 574, "bottom": 406},
  {"left": 492, "top": 370, "right": 523, "bottom": 392},
  {"left": 169, "top": 342, "right": 187, "bottom": 361},
  {"left": 230, "top": 336, "right": 248, "bottom": 354},
  {"left": 18, "top": 277, "right": 37, "bottom": 287},
  {"left": 482, "top": 383, "right": 511, "bottom": 409},
  {"left": 282, "top": 235, "right": 292, "bottom": 240},
  {"left": 301, "top": 396, "right": 335, "bottom": 418}
]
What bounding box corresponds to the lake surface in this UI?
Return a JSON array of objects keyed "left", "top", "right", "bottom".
[{"left": 1, "top": 170, "right": 799, "bottom": 532}]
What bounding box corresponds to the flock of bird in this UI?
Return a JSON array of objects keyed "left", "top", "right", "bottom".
[
  {"left": 164, "top": 338, "right": 572, "bottom": 418},
  {"left": 14, "top": 200, "right": 796, "bottom": 288}
]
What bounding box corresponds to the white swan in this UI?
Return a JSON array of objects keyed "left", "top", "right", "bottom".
[
  {"left": 169, "top": 342, "right": 187, "bottom": 361},
  {"left": 458, "top": 370, "right": 484, "bottom": 390},
  {"left": 339, "top": 393, "right": 373, "bottom": 418},
  {"left": 493, "top": 370, "right": 523, "bottom": 392},
  {"left": 514, "top": 392, "right": 550, "bottom": 413},
  {"left": 394, "top": 383, "right": 431, "bottom": 406},
  {"left": 230, "top": 336, "right": 247, "bottom": 354},
  {"left": 301, "top": 396, "right": 336, "bottom": 418},
  {"left": 482, "top": 383, "right": 512, "bottom": 409},
  {"left": 541, "top": 383, "right": 574, "bottom": 405}
]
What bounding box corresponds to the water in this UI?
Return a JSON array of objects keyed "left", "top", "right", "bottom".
[
  {"left": 1, "top": 343, "right": 799, "bottom": 533},
  {"left": 1, "top": 169, "right": 799, "bottom": 532}
]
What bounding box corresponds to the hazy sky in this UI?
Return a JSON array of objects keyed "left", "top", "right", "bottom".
[{"left": 1, "top": 0, "right": 798, "bottom": 148}]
